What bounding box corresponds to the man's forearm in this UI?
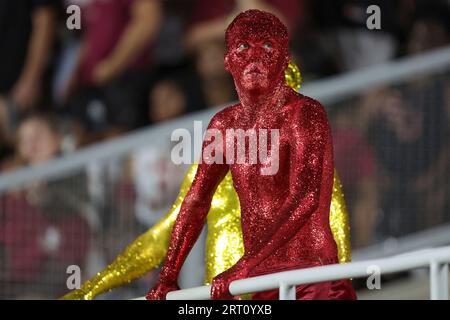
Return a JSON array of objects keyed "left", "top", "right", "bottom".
[
  {"left": 157, "top": 164, "right": 228, "bottom": 284},
  {"left": 158, "top": 195, "right": 211, "bottom": 284}
]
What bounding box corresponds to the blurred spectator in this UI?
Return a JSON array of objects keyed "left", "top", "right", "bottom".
[
  {"left": 0, "top": 190, "right": 91, "bottom": 298},
  {"left": 363, "top": 80, "right": 450, "bottom": 238},
  {"left": 361, "top": 5, "right": 450, "bottom": 239},
  {"left": 186, "top": 0, "right": 300, "bottom": 50},
  {"left": 1, "top": 112, "right": 61, "bottom": 171},
  {"left": 405, "top": 3, "right": 450, "bottom": 55},
  {"left": 331, "top": 102, "right": 379, "bottom": 247},
  {"left": 151, "top": 0, "right": 194, "bottom": 66},
  {"left": 193, "top": 39, "right": 237, "bottom": 108},
  {"left": 149, "top": 64, "right": 206, "bottom": 123},
  {"left": 0, "top": 0, "right": 57, "bottom": 166},
  {"left": 336, "top": 0, "right": 400, "bottom": 70},
  {"left": 150, "top": 79, "right": 188, "bottom": 123},
  {"left": 1, "top": 110, "right": 81, "bottom": 171},
  {"left": 130, "top": 143, "right": 187, "bottom": 227},
  {"left": 289, "top": 1, "right": 339, "bottom": 80},
  {"left": 16, "top": 113, "right": 63, "bottom": 167},
  {"left": 64, "top": 0, "right": 162, "bottom": 139},
  {"left": 0, "top": 0, "right": 56, "bottom": 111},
  {"left": 0, "top": 112, "right": 94, "bottom": 298},
  {"left": 310, "top": 0, "right": 401, "bottom": 71},
  {"left": 126, "top": 64, "right": 203, "bottom": 226}
]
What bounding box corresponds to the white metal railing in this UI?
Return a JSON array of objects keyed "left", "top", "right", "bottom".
[{"left": 134, "top": 246, "right": 450, "bottom": 300}]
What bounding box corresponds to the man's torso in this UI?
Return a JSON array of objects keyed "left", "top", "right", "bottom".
[{"left": 211, "top": 92, "right": 338, "bottom": 275}]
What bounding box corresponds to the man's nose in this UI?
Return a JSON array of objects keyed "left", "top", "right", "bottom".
[
  {"left": 249, "top": 44, "right": 265, "bottom": 55},
  {"left": 242, "top": 45, "right": 267, "bottom": 61}
]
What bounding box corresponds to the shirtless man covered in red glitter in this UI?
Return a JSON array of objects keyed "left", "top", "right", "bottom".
[{"left": 147, "top": 10, "right": 356, "bottom": 300}]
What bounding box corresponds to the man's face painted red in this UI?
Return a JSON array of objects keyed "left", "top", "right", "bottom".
[{"left": 224, "top": 12, "right": 289, "bottom": 94}]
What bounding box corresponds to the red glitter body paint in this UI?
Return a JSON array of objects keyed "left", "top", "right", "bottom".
[{"left": 147, "top": 10, "right": 356, "bottom": 300}]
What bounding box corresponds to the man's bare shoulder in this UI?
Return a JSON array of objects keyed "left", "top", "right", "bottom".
[
  {"left": 287, "top": 93, "right": 329, "bottom": 131},
  {"left": 208, "top": 103, "right": 241, "bottom": 129},
  {"left": 289, "top": 93, "right": 325, "bottom": 114}
]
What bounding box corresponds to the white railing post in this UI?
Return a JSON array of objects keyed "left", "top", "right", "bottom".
[
  {"left": 442, "top": 263, "right": 449, "bottom": 300},
  {"left": 430, "top": 260, "right": 449, "bottom": 300},
  {"left": 279, "top": 282, "right": 296, "bottom": 300}
]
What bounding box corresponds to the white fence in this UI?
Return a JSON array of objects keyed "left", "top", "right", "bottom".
[{"left": 135, "top": 246, "right": 450, "bottom": 300}]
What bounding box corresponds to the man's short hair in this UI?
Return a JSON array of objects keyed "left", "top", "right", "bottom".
[{"left": 225, "top": 10, "right": 289, "bottom": 51}]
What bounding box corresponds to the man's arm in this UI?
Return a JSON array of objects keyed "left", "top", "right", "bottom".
[
  {"left": 147, "top": 116, "right": 228, "bottom": 299},
  {"left": 157, "top": 163, "right": 228, "bottom": 283}
]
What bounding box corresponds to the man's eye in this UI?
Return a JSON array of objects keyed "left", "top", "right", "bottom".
[
  {"left": 263, "top": 42, "right": 272, "bottom": 49},
  {"left": 238, "top": 43, "right": 249, "bottom": 50}
]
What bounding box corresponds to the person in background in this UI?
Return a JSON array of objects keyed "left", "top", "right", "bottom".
[
  {"left": 186, "top": 0, "right": 299, "bottom": 50},
  {"left": 361, "top": 5, "right": 450, "bottom": 239},
  {"left": 405, "top": 3, "right": 450, "bottom": 55},
  {"left": 0, "top": 0, "right": 57, "bottom": 166},
  {"left": 148, "top": 64, "right": 206, "bottom": 123},
  {"left": 149, "top": 79, "right": 188, "bottom": 123},
  {"left": 130, "top": 65, "right": 204, "bottom": 227},
  {"left": 0, "top": 0, "right": 57, "bottom": 112},
  {"left": 1, "top": 112, "right": 63, "bottom": 171},
  {"left": 64, "top": 0, "right": 162, "bottom": 139},
  {"left": 0, "top": 113, "right": 94, "bottom": 299},
  {"left": 330, "top": 0, "right": 401, "bottom": 71},
  {"left": 331, "top": 102, "right": 378, "bottom": 248}
]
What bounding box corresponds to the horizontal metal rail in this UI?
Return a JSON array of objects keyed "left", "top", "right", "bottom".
[
  {"left": 302, "top": 45, "right": 450, "bottom": 104},
  {"left": 154, "top": 246, "right": 450, "bottom": 300}
]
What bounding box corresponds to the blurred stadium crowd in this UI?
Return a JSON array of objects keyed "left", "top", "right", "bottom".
[{"left": 0, "top": 0, "right": 450, "bottom": 299}]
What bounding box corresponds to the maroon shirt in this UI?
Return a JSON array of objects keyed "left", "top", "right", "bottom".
[{"left": 80, "top": 0, "right": 152, "bottom": 85}]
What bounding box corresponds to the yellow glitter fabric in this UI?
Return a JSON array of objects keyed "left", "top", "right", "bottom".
[
  {"left": 62, "top": 62, "right": 351, "bottom": 300},
  {"left": 285, "top": 61, "right": 302, "bottom": 92}
]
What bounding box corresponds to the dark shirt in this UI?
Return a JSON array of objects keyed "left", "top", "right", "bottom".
[{"left": 0, "top": 0, "right": 56, "bottom": 93}]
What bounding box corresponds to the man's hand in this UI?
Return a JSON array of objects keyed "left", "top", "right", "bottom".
[
  {"left": 91, "top": 0, "right": 162, "bottom": 86},
  {"left": 146, "top": 281, "right": 180, "bottom": 300},
  {"left": 92, "top": 59, "right": 118, "bottom": 86},
  {"left": 211, "top": 262, "right": 249, "bottom": 300}
]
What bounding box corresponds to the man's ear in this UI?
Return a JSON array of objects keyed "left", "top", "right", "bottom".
[{"left": 224, "top": 54, "right": 231, "bottom": 73}]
